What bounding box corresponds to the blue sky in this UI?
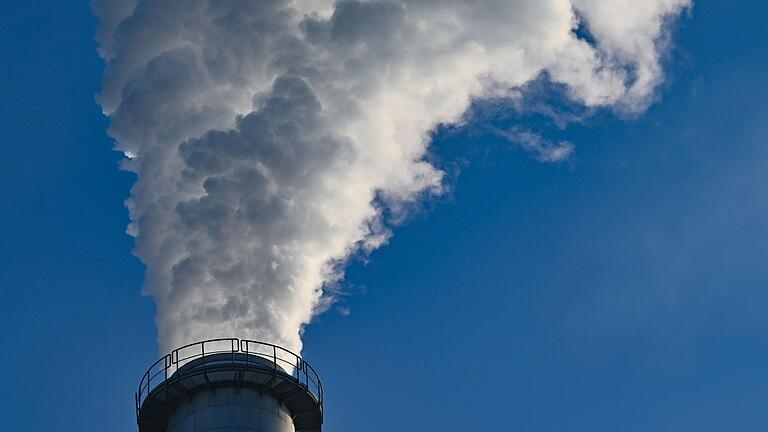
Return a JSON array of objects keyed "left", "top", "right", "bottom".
[{"left": 1, "top": 1, "right": 767, "bottom": 431}]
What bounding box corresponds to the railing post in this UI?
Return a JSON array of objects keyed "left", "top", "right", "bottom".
[
  {"left": 164, "top": 357, "right": 168, "bottom": 402},
  {"left": 296, "top": 356, "right": 301, "bottom": 382}
]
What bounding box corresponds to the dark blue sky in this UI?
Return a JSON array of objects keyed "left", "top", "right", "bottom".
[{"left": 1, "top": 2, "right": 767, "bottom": 431}]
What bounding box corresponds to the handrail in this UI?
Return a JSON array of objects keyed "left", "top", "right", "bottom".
[{"left": 135, "top": 338, "right": 323, "bottom": 423}]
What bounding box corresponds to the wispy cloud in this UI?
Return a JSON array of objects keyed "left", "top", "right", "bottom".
[{"left": 491, "top": 127, "right": 576, "bottom": 163}]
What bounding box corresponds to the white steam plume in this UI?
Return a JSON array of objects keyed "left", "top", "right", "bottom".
[{"left": 94, "top": 0, "right": 690, "bottom": 355}]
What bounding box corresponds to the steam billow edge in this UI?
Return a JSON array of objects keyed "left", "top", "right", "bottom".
[{"left": 93, "top": 0, "right": 690, "bottom": 355}]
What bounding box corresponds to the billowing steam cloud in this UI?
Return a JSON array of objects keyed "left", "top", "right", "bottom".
[{"left": 94, "top": 0, "right": 690, "bottom": 355}]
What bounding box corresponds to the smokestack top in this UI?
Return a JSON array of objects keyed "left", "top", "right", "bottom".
[{"left": 136, "top": 338, "right": 323, "bottom": 432}]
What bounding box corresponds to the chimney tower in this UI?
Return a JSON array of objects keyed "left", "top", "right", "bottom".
[{"left": 135, "top": 338, "right": 323, "bottom": 432}]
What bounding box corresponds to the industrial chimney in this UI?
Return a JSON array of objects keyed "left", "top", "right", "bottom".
[{"left": 135, "top": 338, "right": 323, "bottom": 432}]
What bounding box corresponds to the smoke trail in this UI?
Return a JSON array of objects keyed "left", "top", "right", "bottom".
[{"left": 94, "top": 0, "right": 690, "bottom": 354}]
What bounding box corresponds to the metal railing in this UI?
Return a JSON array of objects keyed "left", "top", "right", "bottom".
[{"left": 135, "top": 338, "right": 323, "bottom": 421}]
